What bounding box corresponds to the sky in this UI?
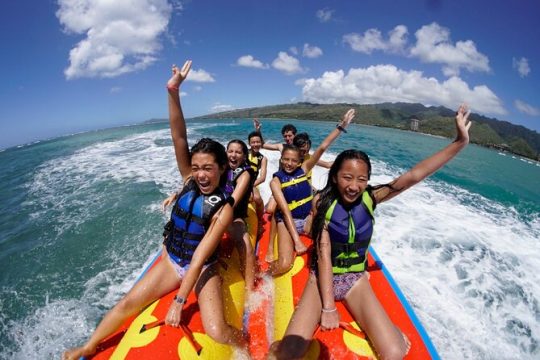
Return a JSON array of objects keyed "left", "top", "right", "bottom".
[{"left": 0, "top": 0, "right": 539, "bottom": 149}]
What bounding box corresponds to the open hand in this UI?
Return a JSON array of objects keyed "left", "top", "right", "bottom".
[
  {"left": 253, "top": 118, "right": 261, "bottom": 131},
  {"left": 455, "top": 103, "right": 472, "bottom": 144},
  {"left": 339, "top": 108, "right": 355, "bottom": 129},
  {"left": 161, "top": 192, "right": 178, "bottom": 212}
]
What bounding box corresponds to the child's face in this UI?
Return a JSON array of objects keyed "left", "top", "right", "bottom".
[
  {"left": 280, "top": 149, "right": 301, "bottom": 173},
  {"left": 191, "top": 153, "right": 223, "bottom": 195},
  {"left": 227, "top": 143, "right": 245, "bottom": 169},
  {"left": 298, "top": 143, "right": 310, "bottom": 158},
  {"left": 249, "top": 136, "right": 262, "bottom": 152},
  {"left": 334, "top": 159, "right": 369, "bottom": 205},
  {"left": 282, "top": 131, "right": 295, "bottom": 145}
]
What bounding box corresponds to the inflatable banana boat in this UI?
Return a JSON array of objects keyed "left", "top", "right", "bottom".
[{"left": 90, "top": 204, "right": 439, "bottom": 359}]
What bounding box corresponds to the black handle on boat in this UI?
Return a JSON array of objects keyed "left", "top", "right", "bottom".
[{"left": 139, "top": 319, "right": 202, "bottom": 355}]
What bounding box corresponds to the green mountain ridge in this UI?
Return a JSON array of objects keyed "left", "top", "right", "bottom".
[{"left": 193, "top": 102, "right": 540, "bottom": 160}]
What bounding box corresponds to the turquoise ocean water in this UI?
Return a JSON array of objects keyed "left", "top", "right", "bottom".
[{"left": 0, "top": 119, "right": 539, "bottom": 359}]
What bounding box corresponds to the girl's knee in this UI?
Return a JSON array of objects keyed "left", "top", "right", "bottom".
[
  {"left": 377, "top": 339, "right": 407, "bottom": 360},
  {"left": 274, "top": 256, "right": 294, "bottom": 275},
  {"left": 204, "top": 322, "right": 232, "bottom": 344},
  {"left": 115, "top": 295, "right": 139, "bottom": 316}
]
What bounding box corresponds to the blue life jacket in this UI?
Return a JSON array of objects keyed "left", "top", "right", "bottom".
[
  {"left": 163, "top": 180, "right": 227, "bottom": 265},
  {"left": 325, "top": 191, "right": 375, "bottom": 273},
  {"left": 273, "top": 167, "right": 313, "bottom": 219}
]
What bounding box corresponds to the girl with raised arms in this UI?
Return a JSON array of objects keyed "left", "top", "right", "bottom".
[
  {"left": 271, "top": 104, "right": 472, "bottom": 359},
  {"left": 267, "top": 109, "right": 355, "bottom": 276},
  {"left": 63, "top": 60, "right": 245, "bottom": 360}
]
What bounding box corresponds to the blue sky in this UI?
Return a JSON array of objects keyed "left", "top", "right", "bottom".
[{"left": 1, "top": 0, "right": 539, "bottom": 149}]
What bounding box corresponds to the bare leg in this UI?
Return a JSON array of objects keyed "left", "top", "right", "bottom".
[
  {"left": 196, "top": 264, "right": 247, "bottom": 346},
  {"left": 252, "top": 188, "right": 265, "bottom": 239},
  {"left": 63, "top": 257, "right": 180, "bottom": 360},
  {"left": 344, "top": 275, "right": 409, "bottom": 360},
  {"left": 268, "top": 221, "right": 295, "bottom": 276},
  {"left": 265, "top": 197, "right": 277, "bottom": 262},
  {"left": 230, "top": 219, "right": 255, "bottom": 291},
  {"left": 271, "top": 274, "right": 321, "bottom": 359}
]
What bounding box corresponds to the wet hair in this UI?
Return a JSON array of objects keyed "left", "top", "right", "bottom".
[
  {"left": 190, "top": 138, "right": 228, "bottom": 168},
  {"left": 310, "top": 149, "right": 372, "bottom": 249},
  {"left": 293, "top": 132, "right": 312, "bottom": 148},
  {"left": 227, "top": 139, "right": 249, "bottom": 160},
  {"left": 281, "top": 124, "right": 297, "bottom": 135},
  {"left": 248, "top": 131, "right": 264, "bottom": 143}
]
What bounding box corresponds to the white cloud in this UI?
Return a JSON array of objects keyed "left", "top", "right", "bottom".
[
  {"left": 343, "top": 25, "right": 408, "bottom": 54},
  {"left": 344, "top": 23, "right": 490, "bottom": 77},
  {"left": 210, "top": 103, "right": 235, "bottom": 113},
  {"left": 110, "top": 86, "right": 122, "bottom": 93},
  {"left": 289, "top": 46, "right": 299, "bottom": 55},
  {"left": 303, "top": 43, "right": 323, "bottom": 58},
  {"left": 410, "top": 22, "right": 490, "bottom": 76},
  {"left": 187, "top": 69, "right": 215, "bottom": 82},
  {"left": 513, "top": 57, "right": 531, "bottom": 78},
  {"left": 316, "top": 8, "right": 334, "bottom": 23},
  {"left": 57, "top": 0, "right": 172, "bottom": 79},
  {"left": 388, "top": 25, "right": 409, "bottom": 53},
  {"left": 514, "top": 100, "right": 540, "bottom": 116},
  {"left": 180, "top": 91, "right": 188, "bottom": 97},
  {"left": 272, "top": 52, "right": 305, "bottom": 75},
  {"left": 299, "top": 64, "right": 506, "bottom": 116},
  {"left": 236, "top": 55, "right": 269, "bottom": 69}
]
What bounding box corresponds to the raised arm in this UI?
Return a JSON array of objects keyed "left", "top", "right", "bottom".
[
  {"left": 253, "top": 156, "right": 268, "bottom": 187},
  {"left": 254, "top": 118, "right": 283, "bottom": 151},
  {"left": 302, "top": 109, "right": 354, "bottom": 172},
  {"left": 263, "top": 142, "right": 284, "bottom": 152},
  {"left": 167, "top": 60, "right": 193, "bottom": 182},
  {"left": 373, "top": 104, "right": 472, "bottom": 204},
  {"left": 316, "top": 158, "right": 334, "bottom": 169}
]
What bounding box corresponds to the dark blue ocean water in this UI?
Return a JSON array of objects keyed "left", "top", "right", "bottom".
[{"left": 0, "top": 119, "right": 538, "bottom": 359}]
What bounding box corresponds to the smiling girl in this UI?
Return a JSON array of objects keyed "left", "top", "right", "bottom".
[
  {"left": 267, "top": 109, "right": 355, "bottom": 276},
  {"left": 63, "top": 60, "right": 245, "bottom": 360},
  {"left": 271, "top": 104, "right": 472, "bottom": 360}
]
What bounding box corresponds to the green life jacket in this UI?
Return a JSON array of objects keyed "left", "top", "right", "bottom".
[{"left": 325, "top": 191, "right": 375, "bottom": 274}]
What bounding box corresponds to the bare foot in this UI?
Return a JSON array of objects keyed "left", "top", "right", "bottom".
[
  {"left": 62, "top": 345, "right": 95, "bottom": 360},
  {"left": 402, "top": 331, "right": 411, "bottom": 355}
]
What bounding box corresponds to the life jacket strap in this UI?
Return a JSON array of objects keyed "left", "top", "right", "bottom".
[
  {"left": 173, "top": 207, "right": 205, "bottom": 225},
  {"left": 333, "top": 257, "right": 365, "bottom": 269},
  {"left": 332, "top": 242, "right": 364, "bottom": 253},
  {"left": 288, "top": 194, "right": 314, "bottom": 211},
  {"left": 281, "top": 175, "right": 308, "bottom": 188}
]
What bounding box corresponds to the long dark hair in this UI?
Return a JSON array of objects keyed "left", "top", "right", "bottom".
[
  {"left": 310, "top": 149, "right": 371, "bottom": 247},
  {"left": 190, "top": 138, "right": 228, "bottom": 186}
]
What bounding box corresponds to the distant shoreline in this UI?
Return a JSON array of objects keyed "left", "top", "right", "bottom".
[{"left": 193, "top": 102, "right": 540, "bottom": 161}]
